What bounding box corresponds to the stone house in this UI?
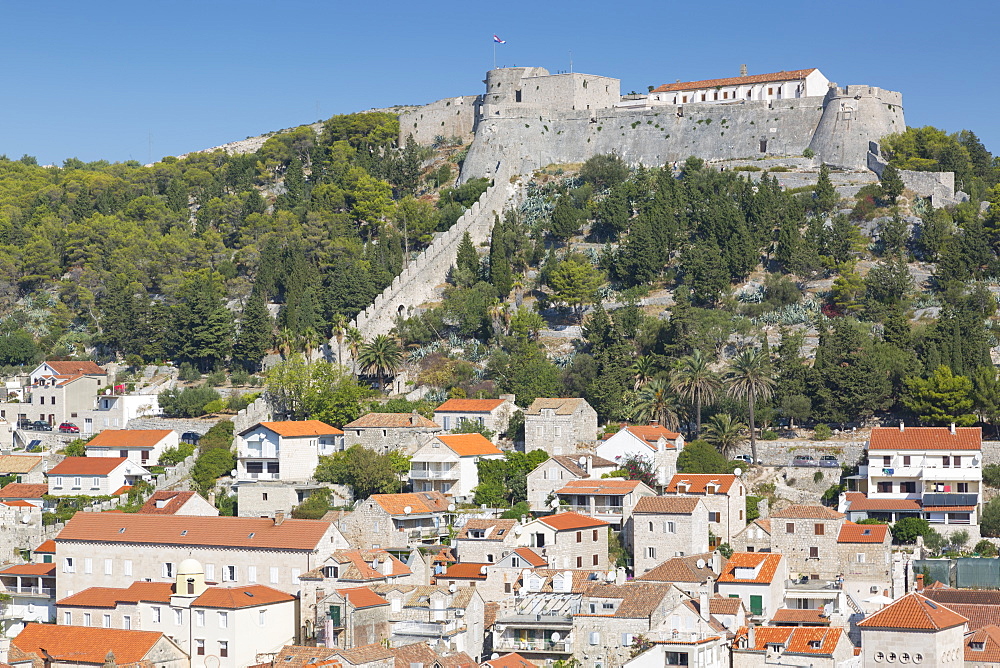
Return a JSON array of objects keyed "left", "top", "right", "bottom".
[
  {"left": 12, "top": 360, "right": 108, "bottom": 430},
  {"left": 731, "top": 625, "right": 858, "bottom": 668},
  {"left": 342, "top": 412, "right": 442, "bottom": 455},
  {"left": 433, "top": 396, "right": 518, "bottom": 439},
  {"left": 836, "top": 522, "right": 892, "bottom": 600},
  {"left": 857, "top": 592, "right": 969, "bottom": 668},
  {"left": 648, "top": 68, "right": 831, "bottom": 105},
  {"left": 84, "top": 429, "right": 177, "bottom": 467},
  {"left": 453, "top": 519, "right": 520, "bottom": 563},
  {"left": 138, "top": 491, "right": 219, "bottom": 516},
  {"left": 663, "top": 473, "right": 748, "bottom": 543},
  {"left": 0, "top": 482, "right": 49, "bottom": 508},
  {"left": 524, "top": 398, "right": 598, "bottom": 456},
  {"left": 320, "top": 586, "right": 391, "bottom": 649},
  {"left": 596, "top": 423, "right": 684, "bottom": 486},
  {"left": 372, "top": 583, "right": 486, "bottom": 658},
  {"left": 46, "top": 456, "right": 149, "bottom": 497},
  {"left": 622, "top": 634, "right": 729, "bottom": 668},
  {"left": 475, "top": 548, "right": 550, "bottom": 600},
  {"left": 733, "top": 519, "right": 772, "bottom": 553},
  {"left": 518, "top": 511, "right": 612, "bottom": 570},
  {"left": 337, "top": 491, "right": 453, "bottom": 549},
  {"left": 769, "top": 505, "right": 846, "bottom": 580},
  {"left": 964, "top": 624, "right": 1000, "bottom": 668},
  {"left": 236, "top": 420, "right": 345, "bottom": 482},
  {"left": 0, "top": 455, "right": 46, "bottom": 484},
  {"left": 660, "top": 589, "right": 747, "bottom": 639},
  {"left": 387, "top": 641, "right": 476, "bottom": 668},
  {"left": 269, "top": 644, "right": 397, "bottom": 668},
  {"left": 408, "top": 433, "right": 504, "bottom": 501},
  {"left": 8, "top": 623, "right": 188, "bottom": 668},
  {"left": 55, "top": 560, "right": 296, "bottom": 668},
  {"left": 716, "top": 552, "right": 787, "bottom": 621},
  {"left": 554, "top": 478, "right": 657, "bottom": 529},
  {"left": 0, "top": 562, "right": 56, "bottom": 636},
  {"left": 483, "top": 653, "right": 537, "bottom": 668},
  {"left": 635, "top": 552, "right": 726, "bottom": 596},
  {"left": 627, "top": 497, "right": 710, "bottom": 574},
  {"left": 526, "top": 455, "right": 617, "bottom": 512}
]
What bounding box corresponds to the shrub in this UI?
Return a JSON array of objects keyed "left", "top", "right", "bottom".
[
  {"left": 198, "top": 421, "right": 234, "bottom": 455},
  {"left": 178, "top": 362, "right": 201, "bottom": 382},
  {"left": 230, "top": 368, "right": 250, "bottom": 386},
  {"left": 760, "top": 430, "right": 779, "bottom": 440},
  {"left": 802, "top": 148, "right": 815, "bottom": 158},
  {"left": 160, "top": 384, "right": 221, "bottom": 417},
  {"left": 203, "top": 399, "right": 228, "bottom": 414},
  {"left": 983, "top": 464, "right": 1000, "bottom": 488},
  {"left": 292, "top": 488, "right": 332, "bottom": 519},
  {"left": 975, "top": 539, "right": 998, "bottom": 557},
  {"left": 891, "top": 517, "right": 931, "bottom": 544},
  {"left": 206, "top": 370, "right": 226, "bottom": 387},
  {"left": 191, "top": 448, "right": 234, "bottom": 494},
  {"left": 158, "top": 443, "right": 196, "bottom": 466},
  {"left": 500, "top": 501, "right": 532, "bottom": 520},
  {"left": 813, "top": 470, "right": 824, "bottom": 483},
  {"left": 813, "top": 424, "right": 832, "bottom": 440}
]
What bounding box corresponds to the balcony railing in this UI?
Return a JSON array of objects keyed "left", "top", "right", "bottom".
[
  {"left": 393, "top": 621, "right": 455, "bottom": 636},
  {"left": 3, "top": 586, "right": 54, "bottom": 596},
  {"left": 243, "top": 472, "right": 280, "bottom": 480},
  {"left": 495, "top": 639, "right": 571, "bottom": 653},
  {"left": 409, "top": 469, "right": 458, "bottom": 480},
  {"left": 560, "top": 504, "right": 624, "bottom": 515}
]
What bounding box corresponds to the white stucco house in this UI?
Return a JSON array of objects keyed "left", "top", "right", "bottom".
[
  {"left": 236, "top": 420, "right": 345, "bottom": 482},
  {"left": 597, "top": 422, "right": 684, "bottom": 486},
  {"left": 84, "top": 429, "right": 177, "bottom": 467},
  {"left": 45, "top": 457, "right": 149, "bottom": 497},
  {"left": 408, "top": 433, "right": 504, "bottom": 501}
]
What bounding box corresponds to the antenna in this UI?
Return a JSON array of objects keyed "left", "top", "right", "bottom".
[{"left": 569, "top": 51, "right": 573, "bottom": 74}]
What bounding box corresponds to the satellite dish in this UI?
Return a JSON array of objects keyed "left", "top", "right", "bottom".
[
  {"left": 605, "top": 571, "right": 615, "bottom": 582},
  {"left": 551, "top": 632, "right": 561, "bottom": 642},
  {"left": 696, "top": 559, "right": 706, "bottom": 569},
  {"left": 734, "top": 468, "right": 743, "bottom": 477},
  {"left": 491, "top": 655, "right": 500, "bottom": 661},
  {"left": 230, "top": 470, "right": 237, "bottom": 477},
  {"left": 480, "top": 565, "right": 489, "bottom": 575},
  {"left": 723, "top": 618, "right": 732, "bottom": 629},
  {"left": 550, "top": 498, "right": 560, "bottom": 508},
  {"left": 513, "top": 526, "right": 522, "bottom": 536},
  {"left": 448, "top": 503, "right": 456, "bottom": 512},
  {"left": 21, "top": 513, "right": 31, "bottom": 524},
  {"left": 578, "top": 456, "right": 587, "bottom": 466},
  {"left": 403, "top": 506, "right": 412, "bottom": 515},
  {"left": 104, "top": 389, "right": 111, "bottom": 395},
  {"left": 449, "top": 583, "right": 457, "bottom": 593}
]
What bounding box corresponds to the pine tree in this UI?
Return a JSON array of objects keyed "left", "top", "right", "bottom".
[
  {"left": 233, "top": 291, "right": 274, "bottom": 372},
  {"left": 814, "top": 164, "right": 838, "bottom": 213},
  {"left": 489, "top": 215, "right": 514, "bottom": 298},
  {"left": 881, "top": 163, "right": 905, "bottom": 204},
  {"left": 456, "top": 231, "right": 478, "bottom": 276},
  {"left": 775, "top": 217, "right": 802, "bottom": 270}
]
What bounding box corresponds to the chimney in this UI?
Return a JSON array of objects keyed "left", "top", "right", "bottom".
[
  {"left": 649, "top": 419, "right": 658, "bottom": 426},
  {"left": 712, "top": 550, "right": 723, "bottom": 574},
  {"left": 380, "top": 556, "right": 393, "bottom": 576},
  {"left": 208, "top": 491, "right": 216, "bottom": 507},
  {"left": 740, "top": 64, "right": 747, "bottom": 77},
  {"left": 916, "top": 573, "right": 924, "bottom": 591},
  {"left": 585, "top": 456, "right": 592, "bottom": 474},
  {"left": 950, "top": 423, "right": 956, "bottom": 435},
  {"left": 274, "top": 511, "right": 286, "bottom": 526},
  {"left": 748, "top": 623, "right": 756, "bottom": 648},
  {"left": 699, "top": 588, "right": 711, "bottom": 622},
  {"left": 411, "top": 410, "right": 420, "bottom": 426},
  {"left": 615, "top": 567, "right": 626, "bottom": 585},
  {"left": 899, "top": 421, "right": 905, "bottom": 432}
]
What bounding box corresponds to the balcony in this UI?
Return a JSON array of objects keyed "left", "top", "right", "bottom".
[
  {"left": 240, "top": 450, "right": 278, "bottom": 459},
  {"left": 560, "top": 504, "right": 624, "bottom": 516},
  {"left": 495, "top": 638, "right": 571, "bottom": 654},
  {"left": 497, "top": 613, "right": 574, "bottom": 627},
  {"left": 393, "top": 621, "right": 456, "bottom": 636},
  {"left": 409, "top": 469, "right": 458, "bottom": 480},
  {"left": 243, "top": 472, "right": 280, "bottom": 480},
  {"left": 3, "top": 586, "right": 55, "bottom": 597}
]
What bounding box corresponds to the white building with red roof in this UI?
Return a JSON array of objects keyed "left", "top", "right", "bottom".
[
  {"left": 732, "top": 625, "right": 857, "bottom": 668},
  {"left": 432, "top": 395, "right": 518, "bottom": 440},
  {"left": 627, "top": 496, "right": 710, "bottom": 574},
  {"left": 648, "top": 68, "right": 830, "bottom": 106},
  {"left": 553, "top": 478, "right": 657, "bottom": 528},
  {"left": 45, "top": 456, "right": 148, "bottom": 497},
  {"left": 14, "top": 361, "right": 107, "bottom": 431},
  {"left": 0, "top": 562, "right": 56, "bottom": 636},
  {"left": 407, "top": 433, "right": 504, "bottom": 500},
  {"left": 597, "top": 422, "right": 684, "bottom": 485},
  {"left": 858, "top": 592, "right": 969, "bottom": 668},
  {"left": 337, "top": 491, "right": 455, "bottom": 549},
  {"left": 8, "top": 623, "right": 187, "bottom": 668},
  {"left": 84, "top": 428, "right": 177, "bottom": 466},
  {"left": 717, "top": 552, "right": 788, "bottom": 622},
  {"left": 663, "top": 473, "right": 748, "bottom": 543},
  {"left": 138, "top": 491, "right": 219, "bottom": 516},
  {"left": 525, "top": 454, "right": 617, "bottom": 512},
  {"left": 236, "top": 420, "right": 345, "bottom": 482}
]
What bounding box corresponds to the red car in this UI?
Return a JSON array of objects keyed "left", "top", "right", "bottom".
[{"left": 58, "top": 422, "right": 80, "bottom": 433}]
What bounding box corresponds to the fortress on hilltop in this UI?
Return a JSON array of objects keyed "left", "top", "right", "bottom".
[{"left": 399, "top": 66, "right": 905, "bottom": 181}]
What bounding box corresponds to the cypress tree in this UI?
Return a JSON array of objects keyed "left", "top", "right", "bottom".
[
  {"left": 233, "top": 291, "right": 274, "bottom": 372},
  {"left": 456, "top": 231, "right": 478, "bottom": 276},
  {"left": 814, "top": 164, "right": 838, "bottom": 213},
  {"left": 881, "top": 163, "right": 905, "bottom": 204}
]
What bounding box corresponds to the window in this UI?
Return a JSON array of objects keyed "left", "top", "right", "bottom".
[
  {"left": 162, "top": 562, "right": 174, "bottom": 578},
  {"left": 701, "top": 94, "right": 706, "bottom": 101},
  {"left": 877, "top": 482, "right": 892, "bottom": 493},
  {"left": 809, "top": 546, "right": 819, "bottom": 558},
  {"left": 73, "top": 477, "right": 81, "bottom": 488},
  {"left": 196, "top": 640, "right": 205, "bottom": 656},
  {"left": 55, "top": 477, "right": 63, "bottom": 488},
  {"left": 814, "top": 523, "right": 824, "bottom": 536},
  {"left": 442, "top": 417, "right": 451, "bottom": 430},
  {"left": 486, "top": 554, "right": 494, "bottom": 562},
  {"left": 903, "top": 455, "right": 911, "bottom": 466},
  {"left": 648, "top": 521, "right": 654, "bottom": 532},
  {"left": 536, "top": 426, "right": 544, "bottom": 437},
  {"left": 63, "top": 611, "right": 71, "bottom": 625},
  {"left": 91, "top": 477, "right": 100, "bottom": 488},
  {"left": 84, "top": 613, "right": 92, "bottom": 626},
  {"left": 943, "top": 456, "right": 951, "bottom": 468},
  {"left": 767, "top": 88, "right": 773, "bottom": 95},
  {"left": 786, "top": 523, "right": 794, "bottom": 534},
  {"left": 174, "top": 610, "right": 183, "bottom": 625},
  {"left": 219, "top": 641, "right": 229, "bottom": 658},
  {"left": 590, "top": 632, "right": 600, "bottom": 645},
  {"left": 39, "top": 396, "right": 44, "bottom": 405},
  {"left": 740, "top": 509, "right": 744, "bottom": 521},
  {"left": 593, "top": 554, "right": 599, "bottom": 565},
  {"left": 84, "top": 558, "right": 92, "bottom": 574},
  {"left": 666, "top": 521, "right": 676, "bottom": 533},
  {"left": 857, "top": 553, "right": 866, "bottom": 563},
  {"left": 104, "top": 559, "right": 113, "bottom": 575},
  {"left": 883, "top": 456, "right": 891, "bottom": 467},
  {"left": 224, "top": 565, "right": 236, "bottom": 582},
  {"left": 64, "top": 557, "right": 75, "bottom": 573},
  {"left": 262, "top": 493, "right": 268, "bottom": 501},
  {"left": 205, "top": 564, "right": 214, "bottom": 581},
  {"left": 709, "top": 512, "right": 720, "bottom": 523},
  {"left": 103, "top": 614, "right": 111, "bottom": 628},
  {"left": 195, "top": 610, "right": 205, "bottom": 627},
  {"left": 958, "top": 483, "right": 969, "bottom": 493},
  {"left": 577, "top": 531, "right": 582, "bottom": 543},
  {"left": 576, "top": 556, "right": 583, "bottom": 568},
  {"left": 218, "top": 611, "right": 229, "bottom": 628},
  {"left": 259, "top": 609, "right": 267, "bottom": 626},
  {"left": 593, "top": 529, "right": 598, "bottom": 540},
  {"left": 291, "top": 568, "right": 301, "bottom": 582},
  {"left": 152, "top": 607, "right": 161, "bottom": 623},
  {"left": 554, "top": 426, "right": 562, "bottom": 437},
  {"left": 123, "top": 615, "right": 131, "bottom": 630},
  {"left": 248, "top": 566, "right": 257, "bottom": 583},
  {"left": 647, "top": 547, "right": 656, "bottom": 559},
  {"left": 901, "top": 481, "right": 916, "bottom": 494},
  {"left": 270, "top": 567, "right": 279, "bottom": 584}
]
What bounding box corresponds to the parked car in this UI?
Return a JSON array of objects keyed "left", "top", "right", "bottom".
[
  {"left": 58, "top": 422, "right": 80, "bottom": 433},
  {"left": 792, "top": 454, "right": 817, "bottom": 467},
  {"left": 32, "top": 421, "right": 53, "bottom": 431},
  {"left": 17, "top": 418, "right": 33, "bottom": 429},
  {"left": 733, "top": 454, "right": 754, "bottom": 465},
  {"left": 819, "top": 455, "right": 839, "bottom": 468}
]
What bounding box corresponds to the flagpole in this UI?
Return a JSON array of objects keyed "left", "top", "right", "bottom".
[{"left": 493, "top": 39, "right": 496, "bottom": 70}]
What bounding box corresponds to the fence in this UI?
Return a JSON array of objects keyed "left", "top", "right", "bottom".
[{"left": 913, "top": 558, "right": 1000, "bottom": 589}]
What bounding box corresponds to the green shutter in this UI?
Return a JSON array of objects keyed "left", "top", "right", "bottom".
[
  {"left": 329, "top": 605, "right": 341, "bottom": 626},
  {"left": 750, "top": 595, "right": 763, "bottom": 616}
]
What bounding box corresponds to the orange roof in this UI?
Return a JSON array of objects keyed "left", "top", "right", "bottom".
[
  {"left": 343, "top": 413, "right": 440, "bottom": 429},
  {"left": 0, "top": 455, "right": 44, "bottom": 474},
  {"left": 0, "top": 483, "right": 49, "bottom": 499},
  {"left": 139, "top": 491, "right": 203, "bottom": 514},
  {"left": 0, "top": 563, "right": 56, "bottom": 577},
  {"left": 652, "top": 69, "right": 817, "bottom": 93},
  {"left": 555, "top": 479, "right": 644, "bottom": 495},
  {"left": 436, "top": 433, "right": 503, "bottom": 456},
  {"left": 734, "top": 625, "right": 844, "bottom": 655},
  {"left": 924, "top": 506, "right": 976, "bottom": 512},
  {"left": 718, "top": 552, "right": 782, "bottom": 584},
  {"left": 513, "top": 547, "right": 547, "bottom": 567},
  {"left": 47, "top": 457, "right": 131, "bottom": 476},
  {"left": 13, "top": 623, "right": 164, "bottom": 664},
  {"left": 837, "top": 522, "right": 889, "bottom": 543},
  {"left": 42, "top": 361, "right": 106, "bottom": 376},
  {"left": 35, "top": 539, "right": 56, "bottom": 553},
  {"left": 484, "top": 653, "right": 538, "bottom": 668},
  {"left": 843, "top": 493, "right": 921, "bottom": 512},
  {"left": 57, "top": 582, "right": 174, "bottom": 608},
  {"left": 86, "top": 430, "right": 173, "bottom": 449},
  {"left": 770, "top": 505, "right": 844, "bottom": 519},
  {"left": 442, "top": 562, "right": 489, "bottom": 580},
  {"left": 434, "top": 398, "right": 507, "bottom": 412},
  {"left": 253, "top": 420, "right": 343, "bottom": 437},
  {"left": 966, "top": 625, "right": 1000, "bottom": 662},
  {"left": 869, "top": 426, "right": 981, "bottom": 451},
  {"left": 634, "top": 497, "right": 702, "bottom": 514},
  {"left": 56, "top": 513, "right": 334, "bottom": 550},
  {"left": 771, "top": 608, "right": 831, "bottom": 625},
  {"left": 623, "top": 424, "right": 682, "bottom": 447},
  {"left": 194, "top": 584, "right": 295, "bottom": 609},
  {"left": 666, "top": 474, "right": 739, "bottom": 494},
  {"left": 2, "top": 500, "right": 37, "bottom": 507},
  {"left": 336, "top": 586, "right": 389, "bottom": 609},
  {"left": 330, "top": 549, "right": 411, "bottom": 580},
  {"left": 858, "top": 593, "right": 968, "bottom": 630},
  {"left": 370, "top": 491, "right": 451, "bottom": 516},
  {"left": 537, "top": 511, "right": 611, "bottom": 531}
]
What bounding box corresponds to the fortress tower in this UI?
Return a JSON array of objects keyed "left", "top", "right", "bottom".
[{"left": 809, "top": 84, "right": 905, "bottom": 170}]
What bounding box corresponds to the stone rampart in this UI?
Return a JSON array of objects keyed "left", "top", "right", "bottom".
[{"left": 398, "top": 95, "right": 481, "bottom": 146}]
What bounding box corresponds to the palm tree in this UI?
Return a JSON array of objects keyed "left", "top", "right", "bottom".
[
  {"left": 345, "top": 326, "right": 364, "bottom": 375},
  {"left": 702, "top": 413, "right": 747, "bottom": 458},
  {"left": 631, "top": 355, "right": 658, "bottom": 390},
  {"left": 631, "top": 378, "right": 681, "bottom": 431},
  {"left": 671, "top": 349, "right": 721, "bottom": 437},
  {"left": 277, "top": 328, "right": 296, "bottom": 359},
  {"left": 301, "top": 326, "right": 323, "bottom": 361},
  {"left": 724, "top": 348, "right": 776, "bottom": 463},
  {"left": 357, "top": 334, "right": 403, "bottom": 391},
  {"left": 512, "top": 276, "right": 526, "bottom": 308},
  {"left": 331, "top": 314, "right": 348, "bottom": 365},
  {"left": 487, "top": 299, "right": 510, "bottom": 338}
]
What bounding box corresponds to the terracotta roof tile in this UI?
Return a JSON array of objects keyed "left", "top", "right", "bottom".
[
  {"left": 0, "top": 455, "right": 43, "bottom": 474},
  {"left": 666, "top": 474, "right": 739, "bottom": 495},
  {"left": 770, "top": 505, "right": 844, "bottom": 519},
  {"left": 273, "top": 645, "right": 336, "bottom": 668},
  {"left": 455, "top": 519, "right": 517, "bottom": 540},
  {"left": 0, "top": 563, "right": 56, "bottom": 577},
  {"left": 484, "top": 653, "right": 538, "bottom": 668},
  {"left": 56, "top": 513, "right": 333, "bottom": 550},
  {"left": 442, "top": 562, "right": 489, "bottom": 580},
  {"left": 525, "top": 398, "right": 589, "bottom": 415},
  {"left": 85, "top": 430, "right": 173, "bottom": 449},
  {"left": 733, "top": 625, "right": 844, "bottom": 655},
  {"left": 718, "top": 552, "right": 782, "bottom": 584},
  {"left": 634, "top": 497, "right": 702, "bottom": 514},
  {"left": 34, "top": 539, "right": 56, "bottom": 553},
  {"left": 335, "top": 643, "right": 396, "bottom": 665},
  {"left": 536, "top": 511, "right": 611, "bottom": 531},
  {"left": 336, "top": 586, "right": 389, "bottom": 609},
  {"left": 578, "top": 581, "right": 676, "bottom": 618},
  {"left": 389, "top": 642, "right": 474, "bottom": 668},
  {"left": 436, "top": 433, "right": 503, "bottom": 456},
  {"left": 193, "top": 585, "right": 295, "bottom": 609},
  {"left": 370, "top": 491, "right": 451, "bottom": 515},
  {"left": 837, "top": 522, "right": 889, "bottom": 543},
  {"left": 923, "top": 590, "right": 1000, "bottom": 606},
  {"left": 707, "top": 595, "right": 743, "bottom": 616},
  {"left": 138, "top": 491, "right": 201, "bottom": 515},
  {"left": 0, "top": 483, "right": 49, "bottom": 499},
  {"left": 343, "top": 413, "right": 440, "bottom": 429},
  {"left": 434, "top": 398, "right": 507, "bottom": 412},
  {"left": 546, "top": 455, "right": 616, "bottom": 477},
  {"left": 770, "top": 608, "right": 831, "bottom": 625},
  {"left": 966, "top": 625, "right": 1000, "bottom": 663},
  {"left": 2, "top": 500, "right": 37, "bottom": 507},
  {"left": 555, "top": 479, "right": 644, "bottom": 495},
  {"left": 843, "top": 493, "right": 921, "bottom": 512},
  {"left": 924, "top": 505, "right": 976, "bottom": 512},
  {"left": 952, "top": 606, "right": 1000, "bottom": 632},
  {"left": 47, "top": 457, "right": 131, "bottom": 476},
  {"left": 331, "top": 549, "right": 411, "bottom": 580},
  {"left": 623, "top": 424, "right": 682, "bottom": 447},
  {"left": 652, "top": 69, "right": 817, "bottom": 93},
  {"left": 637, "top": 552, "right": 724, "bottom": 583},
  {"left": 869, "top": 426, "right": 981, "bottom": 451},
  {"left": 513, "top": 548, "right": 547, "bottom": 567},
  {"left": 57, "top": 582, "right": 174, "bottom": 608},
  {"left": 42, "top": 361, "right": 106, "bottom": 376},
  {"left": 13, "top": 623, "right": 165, "bottom": 664},
  {"left": 858, "top": 593, "right": 968, "bottom": 630},
  {"left": 253, "top": 420, "right": 343, "bottom": 437}
]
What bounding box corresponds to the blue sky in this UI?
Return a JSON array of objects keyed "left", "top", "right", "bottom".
[{"left": 2, "top": 0, "right": 997, "bottom": 167}]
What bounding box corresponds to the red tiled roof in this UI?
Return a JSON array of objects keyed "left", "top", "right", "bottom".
[
  {"left": 924, "top": 506, "right": 975, "bottom": 512},
  {"left": 13, "top": 623, "right": 164, "bottom": 665},
  {"left": 771, "top": 608, "right": 831, "bottom": 625},
  {"left": 194, "top": 585, "right": 295, "bottom": 609},
  {"left": 843, "top": 493, "right": 921, "bottom": 512},
  {"left": 733, "top": 625, "right": 843, "bottom": 655},
  {"left": 537, "top": 511, "right": 611, "bottom": 531},
  {"left": 434, "top": 398, "right": 506, "bottom": 412},
  {"left": 636, "top": 553, "right": 723, "bottom": 583},
  {"left": 436, "top": 433, "right": 503, "bottom": 456},
  {"left": 484, "top": 653, "right": 538, "bottom": 668},
  {"left": 837, "top": 522, "right": 889, "bottom": 543},
  {"left": 331, "top": 549, "right": 411, "bottom": 580},
  {"left": 634, "top": 497, "right": 702, "bottom": 514},
  {"left": 513, "top": 547, "right": 547, "bottom": 567},
  {"left": 47, "top": 457, "right": 130, "bottom": 476},
  {"left": 2, "top": 500, "right": 36, "bottom": 507},
  {"left": 255, "top": 420, "right": 343, "bottom": 437},
  {"left": 707, "top": 595, "right": 743, "bottom": 616},
  {"left": 923, "top": 590, "right": 1000, "bottom": 606},
  {"left": 966, "top": 625, "right": 1000, "bottom": 663},
  {"left": 555, "top": 479, "right": 644, "bottom": 495},
  {"left": 56, "top": 513, "right": 333, "bottom": 550},
  {"left": 138, "top": 491, "right": 202, "bottom": 515},
  {"left": 57, "top": 582, "right": 174, "bottom": 608},
  {"left": 868, "top": 426, "right": 981, "bottom": 451},
  {"left": 42, "top": 361, "right": 106, "bottom": 376},
  {"left": 343, "top": 413, "right": 440, "bottom": 429},
  {"left": 718, "top": 552, "right": 782, "bottom": 584},
  {"left": 35, "top": 539, "right": 56, "bottom": 553},
  {"left": 858, "top": 593, "right": 968, "bottom": 630},
  {"left": 336, "top": 586, "right": 389, "bottom": 609},
  {"left": 335, "top": 643, "right": 397, "bottom": 665},
  {"left": 666, "top": 474, "right": 739, "bottom": 495},
  {"left": 455, "top": 519, "right": 517, "bottom": 540},
  {"left": 652, "top": 69, "right": 817, "bottom": 94},
  {"left": 442, "top": 562, "right": 489, "bottom": 580},
  {"left": 770, "top": 505, "right": 844, "bottom": 519},
  {"left": 546, "top": 455, "right": 617, "bottom": 477},
  {"left": 0, "top": 455, "right": 43, "bottom": 474},
  {"left": 0, "top": 483, "right": 49, "bottom": 499},
  {"left": 623, "top": 424, "right": 682, "bottom": 447},
  {"left": 0, "top": 563, "right": 56, "bottom": 577},
  {"left": 86, "top": 430, "right": 173, "bottom": 449},
  {"left": 370, "top": 491, "right": 451, "bottom": 515}
]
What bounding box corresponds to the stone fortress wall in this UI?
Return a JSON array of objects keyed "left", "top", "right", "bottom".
[{"left": 398, "top": 95, "right": 481, "bottom": 146}]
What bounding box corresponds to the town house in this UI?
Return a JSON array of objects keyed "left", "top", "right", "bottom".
[
  {"left": 518, "top": 511, "right": 611, "bottom": 570},
  {"left": 372, "top": 583, "right": 486, "bottom": 658},
  {"left": 554, "top": 478, "right": 657, "bottom": 529},
  {"left": 433, "top": 396, "right": 518, "bottom": 439},
  {"left": 732, "top": 518, "right": 772, "bottom": 553},
  {"left": 8, "top": 623, "right": 188, "bottom": 668},
  {"left": 0, "top": 562, "right": 56, "bottom": 636},
  {"left": 453, "top": 519, "right": 520, "bottom": 563},
  {"left": 46, "top": 456, "right": 149, "bottom": 497},
  {"left": 342, "top": 412, "right": 442, "bottom": 455},
  {"left": 663, "top": 473, "right": 748, "bottom": 544},
  {"left": 14, "top": 360, "right": 107, "bottom": 430},
  {"left": 769, "top": 505, "right": 846, "bottom": 580},
  {"left": 731, "top": 625, "right": 857, "bottom": 668},
  {"left": 320, "top": 586, "right": 391, "bottom": 649},
  {"left": 526, "top": 455, "right": 617, "bottom": 512},
  {"left": 338, "top": 491, "right": 453, "bottom": 549},
  {"left": 138, "top": 491, "right": 220, "bottom": 516},
  {"left": 0, "top": 482, "right": 49, "bottom": 508},
  {"left": 836, "top": 522, "right": 892, "bottom": 602},
  {"left": 857, "top": 593, "right": 969, "bottom": 668},
  {"left": 596, "top": 423, "right": 684, "bottom": 486},
  {"left": 236, "top": 420, "right": 345, "bottom": 482},
  {"left": 622, "top": 633, "right": 729, "bottom": 668},
  {"left": 716, "top": 552, "right": 787, "bottom": 621},
  {"left": 635, "top": 552, "right": 726, "bottom": 596},
  {"left": 0, "top": 454, "right": 46, "bottom": 484},
  {"left": 523, "top": 398, "right": 598, "bottom": 456},
  {"left": 627, "top": 497, "right": 710, "bottom": 574},
  {"left": 408, "top": 433, "right": 504, "bottom": 501},
  {"left": 84, "top": 428, "right": 177, "bottom": 467}
]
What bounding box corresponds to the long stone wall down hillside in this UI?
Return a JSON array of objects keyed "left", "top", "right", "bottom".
[{"left": 348, "top": 174, "right": 524, "bottom": 340}]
